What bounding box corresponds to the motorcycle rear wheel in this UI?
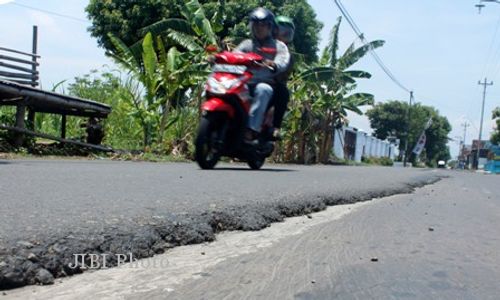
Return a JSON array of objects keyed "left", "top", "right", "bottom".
[{"left": 247, "top": 157, "right": 265, "bottom": 170}]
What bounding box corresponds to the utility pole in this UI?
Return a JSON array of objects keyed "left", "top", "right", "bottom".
[
  {"left": 462, "top": 122, "right": 470, "bottom": 144},
  {"left": 461, "top": 122, "right": 470, "bottom": 154},
  {"left": 476, "top": 78, "right": 493, "bottom": 169},
  {"left": 460, "top": 122, "right": 470, "bottom": 167},
  {"left": 476, "top": 0, "right": 500, "bottom": 13},
  {"left": 403, "top": 91, "right": 414, "bottom": 167}
]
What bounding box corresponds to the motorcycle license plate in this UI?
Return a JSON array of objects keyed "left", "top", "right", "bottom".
[{"left": 212, "top": 64, "right": 246, "bottom": 74}]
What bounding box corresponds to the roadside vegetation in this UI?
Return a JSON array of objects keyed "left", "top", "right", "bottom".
[
  {"left": 492, "top": 107, "right": 500, "bottom": 145},
  {"left": 0, "top": 0, "right": 452, "bottom": 165},
  {"left": 366, "top": 101, "right": 451, "bottom": 167}
]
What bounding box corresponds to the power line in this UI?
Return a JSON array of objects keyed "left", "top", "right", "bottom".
[
  {"left": 481, "top": 14, "right": 500, "bottom": 77},
  {"left": 333, "top": 0, "right": 411, "bottom": 94},
  {"left": 10, "top": 2, "right": 90, "bottom": 24}
]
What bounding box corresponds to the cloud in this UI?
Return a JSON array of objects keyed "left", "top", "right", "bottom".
[
  {"left": 28, "top": 11, "right": 62, "bottom": 34},
  {"left": 0, "top": 0, "right": 15, "bottom": 4}
]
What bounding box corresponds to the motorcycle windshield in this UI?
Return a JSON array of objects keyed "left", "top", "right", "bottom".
[{"left": 212, "top": 64, "right": 247, "bottom": 74}]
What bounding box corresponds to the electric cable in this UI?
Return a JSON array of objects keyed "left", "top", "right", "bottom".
[
  {"left": 333, "top": 0, "right": 411, "bottom": 93},
  {"left": 9, "top": 1, "right": 90, "bottom": 23}
]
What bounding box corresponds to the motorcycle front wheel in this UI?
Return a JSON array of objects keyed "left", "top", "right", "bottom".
[{"left": 195, "top": 115, "right": 222, "bottom": 169}]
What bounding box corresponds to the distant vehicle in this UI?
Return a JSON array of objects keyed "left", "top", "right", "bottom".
[{"left": 437, "top": 160, "right": 446, "bottom": 168}]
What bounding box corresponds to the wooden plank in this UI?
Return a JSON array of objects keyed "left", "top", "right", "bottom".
[
  {"left": 0, "top": 47, "right": 40, "bottom": 58},
  {"left": 0, "top": 70, "right": 38, "bottom": 80},
  {"left": 0, "top": 97, "right": 24, "bottom": 103},
  {"left": 0, "top": 61, "right": 38, "bottom": 74},
  {"left": 0, "top": 101, "right": 107, "bottom": 117},
  {"left": 0, "top": 124, "right": 114, "bottom": 152},
  {"left": 0, "top": 79, "right": 37, "bottom": 85},
  {"left": 0, "top": 81, "right": 110, "bottom": 115},
  {"left": 27, "top": 107, "right": 108, "bottom": 118},
  {"left": 13, "top": 104, "right": 26, "bottom": 147},
  {"left": 61, "top": 114, "right": 67, "bottom": 139},
  {"left": 31, "top": 26, "right": 38, "bottom": 88},
  {"left": 0, "top": 54, "right": 39, "bottom": 66}
]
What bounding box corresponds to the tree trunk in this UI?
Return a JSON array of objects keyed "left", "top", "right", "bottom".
[
  {"left": 319, "top": 115, "right": 333, "bottom": 164},
  {"left": 159, "top": 99, "right": 171, "bottom": 144},
  {"left": 298, "top": 131, "right": 305, "bottom": 164},
  {"left": 13, "top": 104, "right": 26, "bottom": 147}
]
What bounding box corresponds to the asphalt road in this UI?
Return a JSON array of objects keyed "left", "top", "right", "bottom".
[
  {"left": 3, "top": 169, "right": 498, "bottom": 299},
  {"left": 0, "top": 159, "right": 442, "bottom": 289},
  {"left": 162, "top": 172, "right": 500, "bottom": 300},
  {"left": 0, "top": 159, "right": 440, "bottom": 244}
]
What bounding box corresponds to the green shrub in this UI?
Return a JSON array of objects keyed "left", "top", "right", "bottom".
[{"left": 362, "top": 156, "right": 394, "bottom": 166}]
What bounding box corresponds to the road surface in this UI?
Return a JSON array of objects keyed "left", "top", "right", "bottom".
[
  {"left": 1, "top": 159, "right": 442, "bottom": 289},
  {"left": 3, "top": 170, "right": 498, "bottom": 299}
]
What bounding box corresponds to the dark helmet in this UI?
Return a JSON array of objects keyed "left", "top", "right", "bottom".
[
  {"left": 275, "top": 16, "right": 295, "bottom": 43},
  {"left": 249, "top": 7, "right": 275, "bottom": 39}
]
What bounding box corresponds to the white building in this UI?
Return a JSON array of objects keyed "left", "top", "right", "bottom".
[{"left": 333, "top": 126, "right": 398, "bottom": 163}]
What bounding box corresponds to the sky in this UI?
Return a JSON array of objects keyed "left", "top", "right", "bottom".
[{"left": 1, "top": 0, "right": 499, "bottom": 158}]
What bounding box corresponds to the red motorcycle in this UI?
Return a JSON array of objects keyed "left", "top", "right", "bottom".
[{"left": 195, "top": 51, "right": 275, "bottom": 170}]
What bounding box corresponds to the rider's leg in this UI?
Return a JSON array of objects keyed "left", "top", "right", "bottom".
[
  {"left": 272, "top": 82, "right": 290, "bottom": 129},
  {"left": 248, "top": 82, "right": 273, "bottom": 136}
]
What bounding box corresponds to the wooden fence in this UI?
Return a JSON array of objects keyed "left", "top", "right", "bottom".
[
  {"left": 0, "top": 26, "right": 112, "bottom": 151},
  {"left": 0, "top": 26, "right": 39, "bottom": 86}
]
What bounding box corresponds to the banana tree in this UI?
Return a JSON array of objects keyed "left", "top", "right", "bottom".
[
  {"left": 493, "top": 107, "right": 500, "bottom": 145},
  {"left": 292, "top": 17, "right": 382, "bottom": 163},
  {"left": 494, "top": 107, "right": 500, "bottom": 119},
  {"left": 138, "top": 0, "right": 221, "bottom": 145},
  {"left": 139, "top": 0, "right": 222, "bottom": 52},
  {"left": 278, "top": 72, "right": 317, "bottom": 163},
  {"left": 108, "top": 32, "right": 166, "bottom": 147},
  {"left": 105, "top": 0, "right": 220, "bottom": 153}
]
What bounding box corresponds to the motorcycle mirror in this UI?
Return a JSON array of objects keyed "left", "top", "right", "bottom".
[{"left": 205, "top": 45, "right": 218, "bottom": 53}]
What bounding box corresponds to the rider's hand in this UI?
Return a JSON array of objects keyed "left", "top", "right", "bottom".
[
  {"left": 263, "top": 59, "right": 277, "bottom": 72},
  {"left": 207, "top": 55, "right": 216, "bottom": 64}
]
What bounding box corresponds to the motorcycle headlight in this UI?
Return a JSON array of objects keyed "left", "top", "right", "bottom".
[{"left": 207, "top": 76, "right": 241, "bottom": 94}]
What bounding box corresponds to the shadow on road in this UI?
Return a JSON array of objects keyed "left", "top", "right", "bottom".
[{"left": 202, "top": 167, "right": 296, "bottom": 172}]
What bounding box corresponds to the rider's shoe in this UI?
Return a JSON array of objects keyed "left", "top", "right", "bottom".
[
  {"left": 244, "top": 129, "right": 259, "bottom": 145},
  {"left": 271, "top": 128, "right": 282, "bottom": 141}
]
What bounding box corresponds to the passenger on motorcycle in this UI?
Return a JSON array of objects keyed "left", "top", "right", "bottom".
[
  {"left": 270, "top": 15, "right": 295, "bottom": 140},
  {"left": 234, "top": 7, "right": 290, "bottom": 142}
]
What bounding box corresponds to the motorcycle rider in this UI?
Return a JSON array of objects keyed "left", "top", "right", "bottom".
[
  {"left": 270, "top": 15, "right": 295, "bottom": 140},
  {"left": 234, "top": 7, "right": 290, "bottom": 143}
]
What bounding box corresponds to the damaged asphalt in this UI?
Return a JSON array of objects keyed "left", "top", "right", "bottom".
[{"left": 0, "top": 159, "right": 444, "bottom": 290}]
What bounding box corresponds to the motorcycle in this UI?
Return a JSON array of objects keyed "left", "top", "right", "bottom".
[{"left": 195, "top": 51, "right": 276, "bottom": 170}]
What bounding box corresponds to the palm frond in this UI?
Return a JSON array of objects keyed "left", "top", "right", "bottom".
[
  {"left": 139, "top": 18, "right": 194, "bottom": 37},
  {"left": 211, "top": 0, "right": 225, "bottom": 33},
  {"left": 167, "top": 46, "right": 181, "bottom": 73},
  {"left": 339, "top": 40, "right": 385, "bottom": 70},
  {"left": 107, "top": 33, "right": 140, "bottom": 71},
  {"left": 142, "top": 33, "right": 158, "bottom": 81},
  {"left": 107, "top": 33, "right": 141, "bottom": 75},
  {"left": 343, "top": 70, "right": 372, "bottom": 79},
  {"left": 167, "top": 29, "right": 203, "bottom": 52},
  {"left": 298, "top": 67, "right": 335, "bottom": 82},
  {"left": 327, "top": 17, "right": 342, "bottom": 67},
  {"left": 199, "top": 18, "right": 217, "bottom": 45},
  {"left": 181, "top": 0, "right": 214, "bottom": 41},
  {"left": 493, "top": 107, "right": 500, "bottom": 119},
  {"left": 345, "top": 93, "right": 375, "bottom": 107},
  {"left": 337, "top": 73, "right": 356, "bottom": 84},
  {"left": 340, "top": 42, "right": 355, "bottom": 64}
]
